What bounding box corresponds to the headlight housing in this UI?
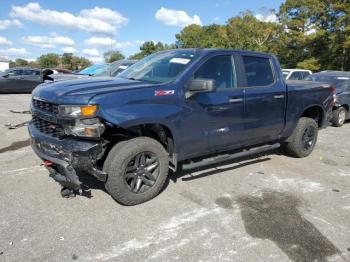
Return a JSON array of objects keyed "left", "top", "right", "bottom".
[
  {"left": 58, "top": 105, "right": 104, "bottom": 138},
  {"left": 64, "top": 118, "right": 105, "bottom": 138},
  {"left": 58, "top": 105, "right": 98, "bottom": 118}
]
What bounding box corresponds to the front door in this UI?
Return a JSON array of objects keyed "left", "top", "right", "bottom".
[{"left": 180, "top": 54, "right": 245, "bottom": 158}]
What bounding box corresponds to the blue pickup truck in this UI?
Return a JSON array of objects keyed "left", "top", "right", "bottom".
[{"left": 29, "top": 49, "right": 335, "bottom": 205}]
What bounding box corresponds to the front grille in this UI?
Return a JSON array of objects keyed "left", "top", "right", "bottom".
[
  {"left": 32, "top": 98, "right": 59, "bottom": 114},
  {"left": 32, "top": 116, "right": 65, "bottom": 138}
]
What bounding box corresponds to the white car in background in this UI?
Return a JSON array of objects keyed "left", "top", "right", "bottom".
[{"left": 282, "top": 69, "right": 312, "bottom": 80}]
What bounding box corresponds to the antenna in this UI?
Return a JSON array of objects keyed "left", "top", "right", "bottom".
[{"left": 195, "top": 33, "right": 201, "bottom": 48}]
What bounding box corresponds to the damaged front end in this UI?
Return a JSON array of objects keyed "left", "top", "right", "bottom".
[{"left": 29, "top": 97, "right": 108, "bottom": 197}]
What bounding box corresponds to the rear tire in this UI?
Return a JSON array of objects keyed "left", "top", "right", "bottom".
[
  {"left": 103, "top": 137, "right": 169, "bottom": 206},
  {"left": 284, "top": 117, "right": 318, "bottom": 158},
  {"left": 331, "top": 107, "right": 347, "bottom": 127}
]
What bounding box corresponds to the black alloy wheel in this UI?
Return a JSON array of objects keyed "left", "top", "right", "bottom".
[
  {"left": 124, "top": 151, "right": 160, "bottom": 193},
  {"left": 301, "top": 126, "right": 316, "bottom": 151}
]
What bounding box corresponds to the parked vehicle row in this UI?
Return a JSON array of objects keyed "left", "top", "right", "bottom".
[
  {"left": 282, "top": 69, "right": 312, "bottom": 80},
  {"left": 305, "top": 71, "right": 350, "bottom": 127},
  {"left": 0, "top": 60, "right": 137, "bottom": 93},
  {"left": 28, "top": 48, "right": 335, "bottom": 205},
  {"left": 49, "top": 60, "right": 136, "bottom": 82}
]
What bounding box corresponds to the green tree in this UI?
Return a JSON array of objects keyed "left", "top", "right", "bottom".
[
  {"left": 226, "top": 11, "right": 280, "bottom": 52},
  {"left": 61, "top": 53, "right": 74, "bottom": 70},
  {"left": 104, "top": 50, "right": 125, "bottom": 63},
  {"left": 176, "top": 13, "right": 278, "bottom": 52},
  {"left": 70, "top": 56, "right": 91, "bottom": 71},
  {"left": 37, "top": 53, "right": 60, "bottom": 68},
  {"left": 297, "top": 58, "right": 321, "bottom": 71},
  {"left": 175, "top": 24, "right": 204, "bottom": 48},
  {"left": 9, "top": 58, "right": 31, "bottom": 67},
  {"left": 129, "top": 41, "right": 176, "bottom": 60},
  {"left": 279, "top": 0, "right": 350, "bottom": 70},
  {"left": 14, "top": 58, "right": 29, "bottom": 66}
]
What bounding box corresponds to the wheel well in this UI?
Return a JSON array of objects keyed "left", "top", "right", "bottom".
[
  {"left": 104, "top": 123, "right": 175, "bottom": 155},
  {"left": 301, "top": 106, "right": 324, "bottom": 127},
  {"left": 338, "top": 104, "right": 349, "bottom": 112},
  {"left": 136, "top": 124, "right": 175, "bottom": 155}
]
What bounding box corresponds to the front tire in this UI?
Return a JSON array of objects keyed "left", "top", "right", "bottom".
[
  {"left": 284, "top": 117, "right": 318, "bottom": 158},
  {"left": 103, "top": 137, "right": 169, "bottom": 206},
  {"left": 331, "top": 107, "right": 347, "bottom": 127}
]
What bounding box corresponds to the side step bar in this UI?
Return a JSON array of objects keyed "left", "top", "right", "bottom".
[{"left": 182, "top": 143, "right": 280, "bottom": 171}]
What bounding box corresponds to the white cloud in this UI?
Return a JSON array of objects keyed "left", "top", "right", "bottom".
[
  {"left": 84, "top": 37, "right": 135, "bottom": 49},
  {"left": 88, "top": 56, "right": 104, "bottom": 64},
  {"left": 0, "top": 19, "right": 22, "bottom": 30},
  {"left": 0, "top": 48, "right": 30, "bottom": 58},
  {"left": 61, "top": 46, "right": 77, "bottom": 53},
  {"left": 115, "top": 41, "right": 133, "bottom": 49},
  {"left": 84, "top": 37, "right": 116, "bottom": 47},
  {"left": 22, "top": 35, "right": 75, "bottom": 48},
  {"left": 155, "top": 7, "right": 202, "bottom": 27},
  {"left": 213, "top": 17, "right": 220, "bottom": 22},
  {"left": 10, "top": 3, "right": 129, "bottom": 34},
  {"left": 136, "top": 40, "right": 145, "bottom": 45},
  {"left": 0, "top": 36, "right": 12, "bottom": 45},
  {"left": 255, "top": 13, "right": 278, "bottom": 23},
  {"left": 82, "top": 48, "right": 100, "bottom": 57}
]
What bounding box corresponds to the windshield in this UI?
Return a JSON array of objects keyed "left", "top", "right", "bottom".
[
  {"left": 305, "top": 75, "right": 350, "bottom": 90},
  {"left": 118, "top": 50, "right": 199, "bottom": 84},
  {"left": 94, "top": 62, "right": 133, "bottom": 77},
  {"left": 79, "top": 64, "right": 108, "bottom": 75},
  {"left": 94, "top": 65, "right": 112, "bottom": 77}
]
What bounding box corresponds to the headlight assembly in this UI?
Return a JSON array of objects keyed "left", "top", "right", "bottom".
[
  {"left": 58, "top": 105, "right": 98, "bottom": 118},
  {"left": 64, "top": 118, "right": 105, "bottom": 138}
]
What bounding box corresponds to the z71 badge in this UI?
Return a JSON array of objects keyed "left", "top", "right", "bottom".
[{"left": 154, "top": 90, "right": 175, "bottom": 96}]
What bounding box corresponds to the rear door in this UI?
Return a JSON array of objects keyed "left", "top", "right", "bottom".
[
  {"left": 21, "top": 69, "right": 42, "bottom": 92},
  {"left": 301, "top": 71, "right": 311, "bottom": 80},
  {"left": 289, "top": 71, "right": 303, "bottom": 80},
  {"left": 239, "top": 54, "right": 286, "bottom": 145}
]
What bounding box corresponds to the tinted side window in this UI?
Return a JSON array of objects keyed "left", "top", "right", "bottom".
[
  {"left": 23, "top": 70, "right": 41, "bottom": 76},
  {"left": 289, "top": 71, "right": 303, "bottom": 80},
  {"left": 9, "top": 69, "right": 23, "bottom": 76},
  {"left": 242, "top": 56, "right": 274, "bottom": 86},
  {"left": 302, "top": 71, "right": 310, "bottom": 79},
  {"left": 23, "top": 70, "right": 33, "bottom": 75},
  {"left": 194, "top": 55, "right": 236, "bottom": 89}
]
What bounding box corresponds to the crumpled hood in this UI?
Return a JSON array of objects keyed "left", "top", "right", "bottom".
[{"left": 32, "top": 77, "right": 152, "bottom": 104}]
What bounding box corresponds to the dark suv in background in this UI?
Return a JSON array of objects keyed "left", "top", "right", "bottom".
[
  {"left": 306, "top": 71, "right": 350, "bottom": 127},
  {"left": 0, "top": 67, "right": 42, "bottom": 93}
]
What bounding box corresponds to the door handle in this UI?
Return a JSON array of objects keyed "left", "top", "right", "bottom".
[
  {"left": 229, "top": 98, "right": 243, "bottom": 103},
  {"left": 273, "top": 95, "right": 285, "bottom": 99}
]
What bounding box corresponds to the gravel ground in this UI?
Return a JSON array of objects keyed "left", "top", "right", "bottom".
[{"left": 0, "top": 94, "right": 349, "bottom": 262}]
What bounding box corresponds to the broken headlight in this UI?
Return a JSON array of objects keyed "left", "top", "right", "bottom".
[{"left": 64, "top": 118, "right": 105, "bottom": 138}]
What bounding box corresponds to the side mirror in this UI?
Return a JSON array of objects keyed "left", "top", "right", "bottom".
[{"left": 186, "top": 78, "right": 216, "bottom": 98}]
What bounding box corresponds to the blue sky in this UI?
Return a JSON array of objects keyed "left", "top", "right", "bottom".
[{"left": 0, "top": 0, "right": 284, "bottom": 63}]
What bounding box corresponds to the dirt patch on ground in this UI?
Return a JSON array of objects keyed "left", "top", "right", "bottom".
[
  {"left": 0, "top": 139, "right": 31, "bottom": 154},
  {"left": 237, "top": 191, "right": 341, "bottom": 262}
]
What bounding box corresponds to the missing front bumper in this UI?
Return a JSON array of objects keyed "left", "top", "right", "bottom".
[{"left": 29, "top": 123, "right": 107, "bottom": 191}]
